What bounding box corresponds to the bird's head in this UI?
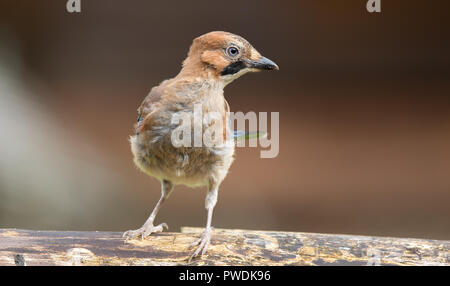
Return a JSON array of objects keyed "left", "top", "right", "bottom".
[{"left": 180, "top": 31, "right": 279, "bottom": 85}]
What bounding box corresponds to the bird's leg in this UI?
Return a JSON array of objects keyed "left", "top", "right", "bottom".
[
  {"left": 189, "top": 185, "right": 218, "bottom": 261},
  {"left": 123, "top": 180, "right": 173, "bottom": 242}
]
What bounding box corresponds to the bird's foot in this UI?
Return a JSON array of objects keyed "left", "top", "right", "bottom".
[
  {"left": 122, "top": 222, "right": 168, "bottom": 242},
  {"left": 188, "top": 227, "right": 213, "bottom": 262}
]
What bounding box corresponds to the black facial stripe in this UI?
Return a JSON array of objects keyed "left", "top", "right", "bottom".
[{"left": 221, "top": 61, "right": 246, "bottom": 76}]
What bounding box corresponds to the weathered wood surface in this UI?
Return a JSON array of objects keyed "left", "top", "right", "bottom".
[{"left": 0, "top": 227, "right": 448, "bottom": 266}]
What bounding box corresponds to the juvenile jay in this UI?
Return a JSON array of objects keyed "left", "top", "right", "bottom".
[{"left": 123, "top": 31, "right": 278, "bottom": 260}]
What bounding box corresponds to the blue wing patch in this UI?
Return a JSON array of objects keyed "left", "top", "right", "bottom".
[
  {"left": 136, "top": 115, "right": 143, "bottom": 135},
  {"left": 233, "top": 130, "right": 267, "bottom": 140}
]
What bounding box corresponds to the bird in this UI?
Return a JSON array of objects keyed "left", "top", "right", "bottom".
[{"left": 123, "top": 31, "right": 279, "bottom": 260}]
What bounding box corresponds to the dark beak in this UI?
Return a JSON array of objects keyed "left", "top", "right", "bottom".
[{"left": 248, "top": 56, "right": 279, "bottom": 71}]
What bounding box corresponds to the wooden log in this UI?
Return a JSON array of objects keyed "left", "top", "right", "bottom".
[{"left": 0, "top": 228, "right": 448, "bottom": 266}]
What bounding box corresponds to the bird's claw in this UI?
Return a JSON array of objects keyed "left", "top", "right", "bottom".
[
  {"left": 123, "top": 222, "right": 168, "bottom": 242},
  {"left": 188, "top": 227, "right": 213, "bottom": 262}
]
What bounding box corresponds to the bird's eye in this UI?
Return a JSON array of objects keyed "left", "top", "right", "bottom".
[{"left": 226, "top": 46, "right": 239, "bottom": 57}]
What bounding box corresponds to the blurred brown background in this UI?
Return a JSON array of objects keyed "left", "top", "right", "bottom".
[{"left": 0, "top": 0, "right": 449, "bottom": 239}]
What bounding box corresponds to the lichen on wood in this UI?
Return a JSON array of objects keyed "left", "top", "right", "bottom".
[{"left": 0, "top": 228, "right": 448, "bottom": 266}]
